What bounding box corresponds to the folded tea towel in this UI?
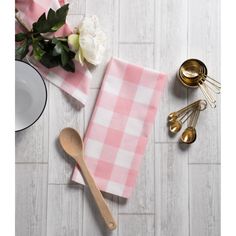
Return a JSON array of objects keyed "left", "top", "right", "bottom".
[
  {"left": 72, "top": 57, "right": 167, "bottom": 198},
  {"left": 15, "top": 0, "right": 92, "bottom": 106}
]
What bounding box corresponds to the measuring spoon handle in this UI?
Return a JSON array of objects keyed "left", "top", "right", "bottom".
[
  {"left": 76, "top": 157, "right": 117, "bottom": 230},
  {"left": 175, "top": 100, "right": 201, "bottom": 117}
]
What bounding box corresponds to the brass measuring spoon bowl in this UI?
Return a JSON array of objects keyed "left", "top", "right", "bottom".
[
  {"left": 169, "top": 109, "right": 195, "bottom": 134},
  {"left": 180, "top": 106, "right": 201, "bottom": 144}
]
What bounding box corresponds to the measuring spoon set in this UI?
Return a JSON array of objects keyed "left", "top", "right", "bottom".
[{"left": 168, "top": 100, "right": 207, "bottom": 144}]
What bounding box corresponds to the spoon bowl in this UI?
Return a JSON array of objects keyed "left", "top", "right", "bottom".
[
  {"left": 168, "top": 112, "right": 178, "bottom": 121},
  {"left": 59, "top": 127, "right": 83, "bottom": 158},
  {"left": 169, "top": 120, "right": 182, "bottom": 133},
  {"left": 181, "top": 127, "right": 196, "bottom": 144}
]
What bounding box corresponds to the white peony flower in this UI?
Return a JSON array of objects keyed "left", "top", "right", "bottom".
[
  {"left": 79, "top": 15, "right": 100, "bottom": 35},
  {"left": 68, "top": 15, "right": 106, "bottom": 66}
]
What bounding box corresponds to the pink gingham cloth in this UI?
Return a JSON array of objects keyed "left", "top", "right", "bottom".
[
  {"left": 15, "top": 0, "right": 92, "bottom": 106},
  {"left": 72, "top": 57, "right": 167, "bottom": 198}
]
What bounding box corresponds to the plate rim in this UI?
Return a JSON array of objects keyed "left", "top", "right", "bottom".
[{"left": 15, "top": 59, "right": 47, "bottom": 132}]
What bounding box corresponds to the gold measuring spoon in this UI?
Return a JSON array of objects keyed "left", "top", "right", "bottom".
[
  {"left": 59, "top": 128, "right": 117, "bottom": 230},
  {"left": 169, "top": 109, "right": 194, "bottom": 133},
  {"left": 181, "top": 109, "right": 199, "bottom": 144},
  {"left": 168, "top": 100, "right": 202, "bottom": 122},
  {"left": 180, "top": 100, "right": 207, "bottom": 143}
]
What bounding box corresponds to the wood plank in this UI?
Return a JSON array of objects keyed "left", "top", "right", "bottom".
[
  {"left": 119, "top": 43, "right": 154, "bottom": 67},
  {"left": 67, "top": 14, "right": 85, "bottom": 29},
  {"left": 119, "top": 0, "right": 155, "bottom": 43},
  {"left": 15, "top": 80, "right": 49, "bottom": 163},
  {"left": 47, "top": 184, "right": 83, "bottom": 236},
  {"left": 118, "top": 214, "right": 155, "bottom": 236},
  {"left": 67, "top": 0, "right": 86, "bottom": 15},
  {"left": 48, "top": 85, "right": 84, "bottom": 184},
  {"left": 154, "top": 0, "right": 188, "bottom": 142},
  {"left": 86, "top": 0, "right": 119, "bottom": 89},
  {"left": 189, "top": 164, "right": 220, "bottom": 236},
  {"left": 188, "top": 0, "right": 220, "bottom": 163},
  {"left": 16, "top": 164, "right": 47, "bottom": 236},
  {"left": 82, "top": 189, "right": 118, "bottom": 236},
  {"left": 155, "top": 143, "right": 189, "bottom": 236}
]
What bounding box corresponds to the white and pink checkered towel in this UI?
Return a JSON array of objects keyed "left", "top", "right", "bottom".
[
  {"left": 16, "top": 0, "right": 92, "bottom": 106},
  {"left": 72, "top": 57, "right": 167, "bottom": 198}
]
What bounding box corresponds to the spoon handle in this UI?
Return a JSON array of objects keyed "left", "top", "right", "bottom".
[
  {"left": 76, "top": 157, "right": 117, "bottom": 230},
  {"left": 175, "top": 100, "right": 201, "bottom": 117}
]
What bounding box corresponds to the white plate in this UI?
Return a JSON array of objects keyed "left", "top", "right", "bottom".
[{"left": 15, "top": 60, "right": 47, "bottom": 131}]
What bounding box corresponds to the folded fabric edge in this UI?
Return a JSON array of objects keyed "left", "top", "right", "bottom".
[
  {"left": 111, "top": 56, "right": 167, "bottom": 77},
  {"left": 71, "top": 167, "right": 132, "bottom": 198},
  {"left": 24, "top": 56, "right": 90, "bottom": 107}
]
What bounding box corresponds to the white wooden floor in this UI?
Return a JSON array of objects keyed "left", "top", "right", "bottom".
[{"left": 15, "top": 0, "right": 220, "bottom": 235}]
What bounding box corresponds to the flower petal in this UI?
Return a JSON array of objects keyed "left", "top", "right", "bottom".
[
  {"left": 74, "top": 50, "right": 84, "bottom": 65},
  {"left": 79, "top": 15, "right": 99, "bottom": 35},
  {"left": 68, "top": 34, "right": 80, "bottom": 52}
]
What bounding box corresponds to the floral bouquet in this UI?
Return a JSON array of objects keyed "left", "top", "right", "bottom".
[{"left": 15, "top": 4, "right": 106, "bottom": 72}]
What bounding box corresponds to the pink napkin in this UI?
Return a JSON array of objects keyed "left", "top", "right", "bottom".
[
  {"left": 72, "top": 57, "right": 167, "bottom": 198},
  {"left": 15, "top": 0, "right": 92, "bottom": 106}
]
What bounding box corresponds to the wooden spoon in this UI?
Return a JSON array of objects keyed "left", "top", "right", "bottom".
[{"left": 59, "top": 127, "right": 117, "bottom": 230}]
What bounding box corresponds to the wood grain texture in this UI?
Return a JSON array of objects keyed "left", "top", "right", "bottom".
[
  {"left": 47, "top": 184, "right": 83, "bottom": 236},
  {"left": 189, "top": 165, "right": 220, "bottom": 236},
  {"left": 118, "top": 214, "right": 155, "bottom": 236},
  {"left": 155, "top": 143, "right": 189, "bottom": 236},
  {"left": 119, "top": 0, "right": 155, "bottom": 43},
  {"left": 48, "top": 85, "right": 84, "bottom": 184},
  {"left": 82, "top": 189, "right": 118, "bottom": 236},
  {"left": 15, "top": 80, "right": 49, "bottom": 163},
  {"left": 154, "top": 0, "right": 188, "bottom": 143},
  {"left": 67, "top": 0, "right": 86, "bottom": 15},
  {"left": 187, "top": 0, "right": 221, "bottom": 164},
  {"left": 119, "top": 44, "right": 154, "bottom": 67},
  {"left": 16, "top": 164, "right": 47, "bottom": 236},
  {"left": 86, "top": 0, "right": 119, "bottom": 89}
]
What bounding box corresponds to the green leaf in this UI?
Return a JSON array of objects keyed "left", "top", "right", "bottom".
[
  {"left": 47, "top": 8, "right": 56, "bottom": 23},
  {"left": 15, "top": 33, "right": 26, "bottom": 42},
  {"left": 61, "top": 50, "right": 68, "bottom": 66},
  {"left": 40, "top": 52, "right": 60, "bottom": 68},
  {"left": 52, "top": 38, "right": 58, "bottom": 45},
  {"left": 32, "top": 13, "right": 48, "bottom": 33},
  {"left": 32, "top": 39, "right": 46, "bottom": 61},
  {"left": 32, "top": 4, "right": 69, "bottom": 33},
  {"left": 15, "top": 39, "right": 29, "bottom": 59},
  {"left": 52, "top": 40, "right": 73, "bottom": 66},
  {"left": 60, "top": 59, "right": 75, "bottom": 72},
  {"left": 52, "top": 41, "right": 63, "bottom": 56}
]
